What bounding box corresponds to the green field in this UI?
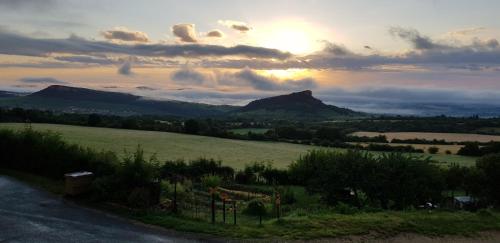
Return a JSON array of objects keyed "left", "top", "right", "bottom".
[{"left": 0, "top": 123, "right": 477, "bottom": 168}]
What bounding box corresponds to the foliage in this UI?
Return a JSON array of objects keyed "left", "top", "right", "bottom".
[
  {"left": 161, "top": 158, "right": 234, "bottom": 182},
  {"left": 0, "top": 127, "right": 118, "bottom": 179},
  {"left": 290, "top": 150, "right": 445, "bottom": 209},
  {"left": 428, "top": 146, "right": 439, "bottom": 154},
  {"left": 474, "top": 154, "right": 500, "bottom": 206},
  {"left": 201, "top": 175, "right": 222, "bottom": 190},
  {"left": 243, "top": 199, "right": 267, "bottom": 217},
  {"left": 458, "top": 142, "right": 500, "bottom": 157}
]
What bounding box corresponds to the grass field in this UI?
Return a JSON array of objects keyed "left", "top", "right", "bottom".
[
  {"left": 0, "top": 123, "right": 478, "bottom": 168},
  {"left": 354, "top": 131, "right": 500, "bottom": 143}
]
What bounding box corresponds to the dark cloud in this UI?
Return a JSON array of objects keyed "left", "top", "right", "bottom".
[
  {"left": 19, "top": 77, "right": 67, "bottom": 84},
  {"left": 171, "top": 68, "right": 208, "bottom": 85},
  {"left": 101, "top": 27, "right": 149, "bottom": 42},
  {"left": 171, "top": 67, "right": 317, "bottom": 91},
  {"left": 172, "top": 24, "right": 197, "bottom": 43},
  {"left": 321, "top": 41, "right": 353, "bottom": 56},
  {"left": 231, "top": 24, "right": 250, "bottom": 32},
  {"left": 136, "top": 86, "right": 157, "bottom": 91},
  {"left": 54, "top": 55, "right": 115, "bottom": 65},
  {"left": 300, "top": 30, "right": 500, "bottom": 70},
  {"left": 219, "top": 20, "right": 251, "bottom": 33},
  {"left": 389, "top": 27, "right": 442, "bottom": 50},
  {"left": 206, "top": 30, "right": 224, "bottom": 38},
  {"left": 118, "top": 62, "right": 132, "bottom": 75},
  {"left": 0, "top": 30, "right": 291, "bottom": 59},
  {"left": 229, "top": 68, "right": 317, "bottom": 91}
]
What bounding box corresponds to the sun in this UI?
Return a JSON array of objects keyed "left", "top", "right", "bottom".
[
  {"left": 262, "top": 28, "right": 314, "bottom": 54},
  {"left": 252, "top": 19, "right": 324, "bottom": 55}
]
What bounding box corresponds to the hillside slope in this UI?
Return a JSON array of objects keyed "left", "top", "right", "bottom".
[
  {"left": 0, "top": 85, "right": 235, "bottom": 117},
  {"left": 234, "top": 90, "right": 361, "bottom": 120}
]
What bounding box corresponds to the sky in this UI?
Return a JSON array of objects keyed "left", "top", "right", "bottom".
[{"left": 1, "top": 0, "right": 500, "bottom": 113}]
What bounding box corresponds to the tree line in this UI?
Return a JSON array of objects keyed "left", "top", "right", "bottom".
[{"left": 2, "top": 126, "right": 500, "bottom": 210}]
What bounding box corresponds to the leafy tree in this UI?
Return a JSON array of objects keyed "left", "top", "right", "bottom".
[
  {"left": 184, "top": 119, "right": 200, "bottom": 134},
  {"left": 457, "top": 143, "right": 482, "bottom": 156},
  {"left": 315, "top": 127, "right": 344, "bottom": 141},
  {"left": 445, "top": 164, "right": 467, "bottom": 197},
  {"left": 475, "top": 154, "right": 500, "bottom": 206},
  {"left": 87, "top": 114, "right": 102, "bottom": 127},
  {"left": 428, "top": 146, "right": 439, "bottom": 154}
]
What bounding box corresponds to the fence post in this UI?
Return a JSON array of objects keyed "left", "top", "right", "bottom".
[
  {"left": 233, "top": 201, "right": 237, "bottom": 225},
  {"left": 222, "top": 199, "right": 226, "bottom": 223}
]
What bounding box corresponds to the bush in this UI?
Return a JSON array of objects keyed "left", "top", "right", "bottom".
[
  {"left": 335, "top": 202, "right": 359, "bottom": 215},
  {"left": 243, "top": 199, "right": 267, "bottom": 217},
  {"left": 0, "top": 128, "right": 118, "bottom": 179},
  {"left": 428, "top": 146, "right": 439, "bottom": 154},
  {"left": 201, "top": 175, "right": 222, "bottom": 190},
  {"left": 457, "top": 143, "right": 482, "bottom": 156},
  {"left": 127, "top": 187, "right": 151, "bottom": 208},
  {"left": 290, "top": 150, "right": 444, "bottom": 209}
]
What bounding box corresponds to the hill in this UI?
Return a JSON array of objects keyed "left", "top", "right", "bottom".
[
  {"left": 0, "top": 85, "right": 235, "bottom": 117},
  {"left": 235, "top": 90, "right": 361, "bottom": 119},
  {"left": 0, "top": 86, "right": 361, "bottom": 119},
  {"left": 0, "top": 91, "right": 26, "bottom": 98}
]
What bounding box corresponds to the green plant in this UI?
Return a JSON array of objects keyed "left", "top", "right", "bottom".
[
  {"left": 243, "top": 199, "right": 267, "bottom": 225},
  {"left": 428, "top": 146, "right": 439, "bottom": 154}
]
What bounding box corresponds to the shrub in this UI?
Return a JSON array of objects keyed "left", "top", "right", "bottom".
[
  {"left": 335, "top": 202, "right": 359, "bottom": 215},
  {"left": 428, "top": 146, "right": 439, "bottom": 154},
  {"left": 244, "top": 199, "right": 267, "bottom": 224},
  {"left": 127, "top": 187, "right": 151, "bottom": 208}
]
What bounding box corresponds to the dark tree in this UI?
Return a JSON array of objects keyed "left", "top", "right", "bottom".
[
  {"left": 184, "top": 119, "right": 200, "bottom": 134},
  {"left": 87, "top": 114, "right": 102, "bottom": 127}
]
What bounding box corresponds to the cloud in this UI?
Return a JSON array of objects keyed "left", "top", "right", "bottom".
[
  {"left": 101, "top": 27, "right": 149, "bottom": 42},
  {"left": 172, "top": 24, "right": 197, "bottom": 43},
  {"left": 218, "top": 20, "right": 251, "bottom": 33},
  {"left": 136, "top": 86, "right": 157, "bottom": 91},
  {"left": 206, "top": 30, "right": 224, "bottom": 38},
  {"left": 217, "top": 68, "right": 317, "bottom": 91},
  {"left": 321, "top": 41, "right": 353, "bottom": 56},
  {"left": 316, "top": 87, "right": 500, "bottom": 116},
  {"left": 54, "top": 55, "right": 115, "bottom": 65},
  {"left": 171, "top": 68, "right": 208, "bottom": 85},
  {"left": 171, "top": 67, "right": 317, "bottom": 91},
  {"left": 19, "top": 77, "right": 67, "bottom": 84},
  {"left": 298, "top": 29, "right": 500, "bottom": 70},
  {"left": 447, "top": 27, "right": 486, "bottom": 37},
  {"left": 0, "top": 29, "right": 291, "bottom": 59},
  {"left": 0, "top": 0, "right": 57, "bottom": 11},
  {"left": 118, "top": 62, "right": 132, "bottom": 75},
  {"left": 389, "top": 27, "right": 443, "bottom": 50}
]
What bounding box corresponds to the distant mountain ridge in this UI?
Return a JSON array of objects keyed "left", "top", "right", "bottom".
[
  {"left": 0, "top": 90, "right": 26, "bottom": 98},
  {"left": 0, "top": 85, "right": 360, "bottom": 119},
  {"left": 30, "top": 85, "right": 140, "bottom": 104},
  {"left": 1, "top": 85, "right": 235, "bottom": 117}
]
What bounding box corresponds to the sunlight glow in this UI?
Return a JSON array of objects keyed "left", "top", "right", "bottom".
[
  {"left": 260, "top": 68, "right": 311, "bottom": 79},
  {"left": 252, "top": 19, "right": 325, "bottom": 55}
]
